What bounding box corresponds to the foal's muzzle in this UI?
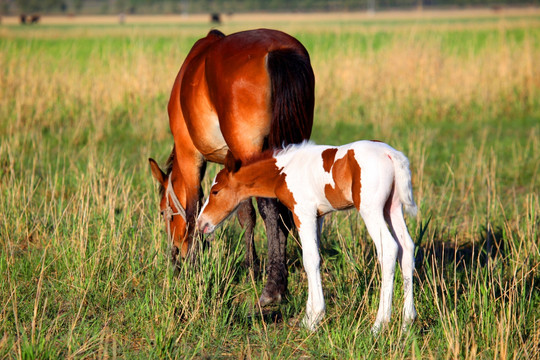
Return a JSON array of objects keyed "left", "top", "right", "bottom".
[{"left": 196, "top": 217, "right": 215, "bottom": 234}]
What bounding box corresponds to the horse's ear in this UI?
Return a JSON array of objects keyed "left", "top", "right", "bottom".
[
  {"left": 148, "top": 158, "right": 166, "bottom": 185},
  {"left": 224, "top": 151, "right": 242, "bottom": 173}
]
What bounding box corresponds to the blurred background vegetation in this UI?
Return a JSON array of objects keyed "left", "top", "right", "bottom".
[{"left": 1, "top": 0, "right": 539, "bottom": 16}]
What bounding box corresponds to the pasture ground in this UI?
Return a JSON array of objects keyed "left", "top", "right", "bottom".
[{"left": 1, "top": 9, "right": 539, "bottom": 359}]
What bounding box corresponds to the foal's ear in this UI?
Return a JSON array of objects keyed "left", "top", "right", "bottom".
[
  {"left": 148, "top": 158, "right": 166, "bottom": 185},
  {"left": 224, "top": 151, "right": 242, "bottom": 173}
]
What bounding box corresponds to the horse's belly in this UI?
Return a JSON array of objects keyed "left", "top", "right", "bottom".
[{"left": 190, "top": 112, "right": 229, "bottom": 163}]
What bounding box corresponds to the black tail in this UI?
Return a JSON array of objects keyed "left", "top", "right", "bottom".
[{"left": 266, "top": 48, "right": 315, "bottom": 149}]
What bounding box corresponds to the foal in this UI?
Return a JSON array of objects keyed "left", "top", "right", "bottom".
[{"left": 197, "top": 140, "right": 418, "bottom": 332}]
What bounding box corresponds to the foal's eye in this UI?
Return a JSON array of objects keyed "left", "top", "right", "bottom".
[{"left": 211, "top": 189, "right": 219, "bottom": 196}]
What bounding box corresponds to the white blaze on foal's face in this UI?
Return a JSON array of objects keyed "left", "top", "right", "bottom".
[{"left": 198, "top": 169, "right": 240, "bottom": 233}]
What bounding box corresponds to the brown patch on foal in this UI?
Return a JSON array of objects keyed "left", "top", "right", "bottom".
[
  {"left": 348, "top": 150, "right": 362, "bottom": 210},
  {"left": 321, "top": 148, "right": 338, "bottom": 173},
  {"left": 275, "top": 172, "right": 300, "bottom": 228},
  {"left": 323, "top": 149, "right": 362, "bottom": 211}
]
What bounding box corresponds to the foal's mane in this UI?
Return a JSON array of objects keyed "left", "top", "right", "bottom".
[
  {"left": 275, "top": 140, "right": 314, "bottom": 157},
  {"left": 241, "top": 149, "right": 275, "bottom": 167},
  {"left": 240, "top": 141, "right": 315, "bottom": 168}
]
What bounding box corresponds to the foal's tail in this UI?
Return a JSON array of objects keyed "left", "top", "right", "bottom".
[
  {"left": 266, "top": 47, "right": 315, "bottom": 148},
  {"left": 389, "top": 150, "right": 418, "bottom": 217}
]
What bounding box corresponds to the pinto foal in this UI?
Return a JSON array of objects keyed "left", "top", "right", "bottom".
[{"left": 197, "top": 140, "right": 418, "bottom": 332}]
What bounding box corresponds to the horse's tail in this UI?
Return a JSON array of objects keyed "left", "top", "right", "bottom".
[
  {"left": 266, "top": 47, "right": 315, "bottom": 148},
  {"left": 389, "top": 149, "right": 418, "bottom": 217}
]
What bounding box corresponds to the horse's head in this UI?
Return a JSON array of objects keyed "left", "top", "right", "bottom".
[
  {"left": 197, "top": 157, "right": 244, "bottom": 234},
  {"left": 149, "top": 158, "right": 189, "bottom": 260}
]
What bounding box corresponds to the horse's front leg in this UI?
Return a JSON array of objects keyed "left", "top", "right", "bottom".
[
  {"left": 172, "top": 151, "right": 207, "bottom": 264},
  {"left": 297, "top": 215, "right": 325, "bottom": 331},
  {"left": 256, "top": 198, "right": 290, "bottom": 306},
  {"left": 237, "top": 198, "right": 260, "bottom": 274}
]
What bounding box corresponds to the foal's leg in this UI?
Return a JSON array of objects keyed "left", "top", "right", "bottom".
[
  {"left": 237, "top": 198, "right": 260, "bottom": 273},
  {"left": 361, "top": 207, "right": 399, "bottom": 334},
  {"left": 384, "top": 194, "right": 417, "bottom": 329},
  {"left": 297, "top": 215, "right": 325, "bottom": 331},
  {"left": 256, "top": 198, "right": 290, "bottom": 306},
  {"left": 316, "top": 216, "right": 325, "bottom": 248}
]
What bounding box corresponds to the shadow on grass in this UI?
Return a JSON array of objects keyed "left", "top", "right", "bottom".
[{"left": 415, "top": 218, "right": 507, "bottom": 273}]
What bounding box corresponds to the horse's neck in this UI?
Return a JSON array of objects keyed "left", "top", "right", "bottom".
[{"left": 238, "top": 157, "right": 282, "bottom": 198}]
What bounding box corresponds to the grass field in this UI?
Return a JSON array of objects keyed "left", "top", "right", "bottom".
[{"left": 1, "top": 9, "right": 539, "bottom": 359}]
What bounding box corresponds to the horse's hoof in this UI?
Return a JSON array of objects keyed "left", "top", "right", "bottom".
[
  {"left": 257, "top": 290, "right": 282, "bottom": 308},
  {"left": 258, "top": 264, "right": 287, "bottom": 306},
  {"left": 170, "top": 246, "right": 181, "bottom": 271}
]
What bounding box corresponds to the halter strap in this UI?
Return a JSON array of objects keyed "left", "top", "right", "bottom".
[{"left": 165, "top": 175, "right": 187, "bottom": 222}]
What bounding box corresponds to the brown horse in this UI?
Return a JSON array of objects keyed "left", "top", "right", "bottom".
[{"left": 149, "top": 29, "right": 315, "bottom": 306}]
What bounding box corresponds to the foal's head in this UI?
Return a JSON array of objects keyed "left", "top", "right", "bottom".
[{"left": 197, "top": 156, "right": 246, "bottom": 234}]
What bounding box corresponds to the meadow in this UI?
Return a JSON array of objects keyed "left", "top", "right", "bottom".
[{"left": 1, "top": 9, "right": 539, "bottom": 359}]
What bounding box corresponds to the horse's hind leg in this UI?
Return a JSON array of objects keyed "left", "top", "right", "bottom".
[
  {"left": 256, "top": 197, "right": 291, "bottom": 306},
  {"left": 237, "top": 199, "right": 260, "bottom": 274}
]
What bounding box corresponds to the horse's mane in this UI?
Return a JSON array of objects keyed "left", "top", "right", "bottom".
[
  {"left": 165, "top": 145, "right": 175, "bottom": 176},
  {"left": 158, "top": 145, "right": 176, "bottom": 197}
]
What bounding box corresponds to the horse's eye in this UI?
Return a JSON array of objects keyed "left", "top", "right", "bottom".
[
  {"left": 211, "top": 189, "right": 219, "bottom": 196},
  {"left": 160, "top": 210, "right": 164, "bottom": 216}
]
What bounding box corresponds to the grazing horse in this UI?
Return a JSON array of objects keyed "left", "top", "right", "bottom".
[
  {"left": 197, "top": 140, "right": 418, "bottom": 332},
  {"left": 149, "top": 29, "right": 315, "bottom": 306}
]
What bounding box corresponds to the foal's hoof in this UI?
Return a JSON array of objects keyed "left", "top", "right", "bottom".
[
  {"left": 371, "top": 324, "right": 382, "bottom": 336},
  {"left": 287, "top": 315, "right": 302, "bottom": 329},
  {"left": 371, "top": 322, "right": 387, "bottom": 336},
  {"left": 401, "top": 318, "right": 416, "bottom": 333},
  {"left": 286, "top": 313, "right": 323, "bottom": 331}
]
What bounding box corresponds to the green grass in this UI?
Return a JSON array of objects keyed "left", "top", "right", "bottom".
[{"left": 1, "top": 13, "right": 539, "bottom": 358}]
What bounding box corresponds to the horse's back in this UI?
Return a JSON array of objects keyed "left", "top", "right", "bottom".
[
  {"left": 171, "top": 29, "right": 313, "bottom": 164},
  {"left": 180, "top": 29, "right": 312, "bottom": 162},
  {"left": 209, "top": 29, "right": 308, "bottom": 57}
]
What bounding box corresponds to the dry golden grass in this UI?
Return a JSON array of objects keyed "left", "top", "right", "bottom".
[
  {"left": 314, "top": 36, "right": 540, "bottom": 127},
  {"left": 1, "top": 11, "right": 539, "bottom": 358}
]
